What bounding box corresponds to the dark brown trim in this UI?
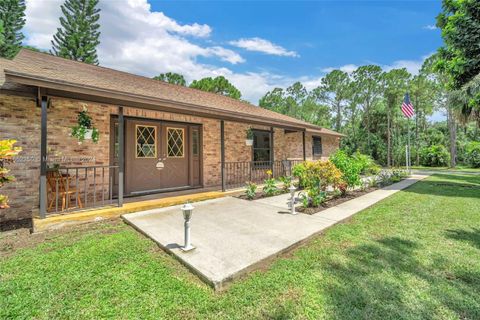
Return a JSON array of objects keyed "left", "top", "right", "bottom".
[
  {"left": 302, "top": 131, "right": 306, "bottom": 161},
  {"left": 220, "top": 120, "right": 225, "bottom": 192}
]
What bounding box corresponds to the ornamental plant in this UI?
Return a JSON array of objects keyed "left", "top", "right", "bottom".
[
  {"left": 330, "top": 150, "right": 362, "bottom": 188},
  {"left": 278, "top": 175, "right": 293, "bottom": 193},
  {"left": 292, "top": 160, "right": 343, "bottom": 191},
  {"left": 0, "top": 140, "right": 22, "bottom": 209},
  {"left": 419, "top": 145, "right": 450, "bottom": 167},
  {"left": 466, "top": 142, "right": 480, "bottom": 168},
  {"left": 71, "top": 106, "right": 99, "bottom": 143},
  {"left": 246, "top": 128, "right": 254, "bottom": 140},
  {"left": 292, "top": 160, "right": 343, "bottom": 208},
  {"left": 262, "top": 170, "right": 278, "bottom": 197},
  {"left": 352, "top": 151, "right": 381, "bottom": 175},
  {"left": 244, "top": 181, "right": 257, "bottom": 200}
]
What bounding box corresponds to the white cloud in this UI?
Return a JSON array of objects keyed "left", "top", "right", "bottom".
[
  {"left": 382, "top": 53, "right": 434, "bottom": 75},
  {"left": 320, "top": 53, "right": 434, "bottom": 76},
  {"left": 321, "top": 64, "right": 359, "bottom": 74},
  {"left": 423, "top": 24, "right": 438, "bottom": 30},
  {"left": 22, "top": 0, "right": 434, "bottom": 104},
  {"left": 229, "top": 37, "right": 299, "bottom": 57}
]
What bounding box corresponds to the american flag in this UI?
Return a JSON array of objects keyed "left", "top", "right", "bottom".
[{"left": 401, "top": 93, "right": 415, "bottom": 118}]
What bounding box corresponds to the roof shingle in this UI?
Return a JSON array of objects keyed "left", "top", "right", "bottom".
[{"left": 1, "top": 49, "right": 343, "bottom": 136}]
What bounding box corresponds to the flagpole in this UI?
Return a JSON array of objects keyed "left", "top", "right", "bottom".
[{"left": 407, "top": 118, "right": 411, "bottom": 175}]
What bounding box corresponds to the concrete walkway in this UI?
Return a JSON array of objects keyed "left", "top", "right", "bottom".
[{"left": 122, "top": 174, "right": 429, "bottom": 290}]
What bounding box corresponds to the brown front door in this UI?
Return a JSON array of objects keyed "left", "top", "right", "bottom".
[
  {"left": 124, "top": 119, "right": 192, "bottom": 195},
  {"left": 160, "top": 123, "right": 190, "bottom": 189}
]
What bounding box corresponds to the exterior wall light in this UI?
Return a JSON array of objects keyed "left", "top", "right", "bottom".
[{"left": 181, "top": 202, "right": 195, "bottom": 251}]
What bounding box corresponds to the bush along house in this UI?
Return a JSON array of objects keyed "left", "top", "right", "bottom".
[{"left": 0, "top": 49, "right": 343, "bottom": 231}]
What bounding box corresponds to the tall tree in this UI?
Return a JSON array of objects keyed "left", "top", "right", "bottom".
[
  {"left": 352, "top": 65, "right": 383, "bottom": 154},
  {"left": 51, "top": 0, "right": 101, "bottom": 65},
  {"left": 409, "top": 71, "right": 435, "bottom": 165},
  {"left": 383, "top": 68, "right": 411, "bottom": 167},
  {"left": 0, "top": 0, "right": 25, "bottom": 59},
  {"left": 436, "top": 0, "right": 480, "bottom": 89},
  {"left": 259, "top": 82, "right": 331, "bottom": 127},
  {"left": 425, "top": 54, "right": 458, "bottom": 167},
  {"left": 318, "top": 70, "right": 351, "bottom": 132},
  {"left": 153, "top": 72, "right": 187, "bottom": 86},
  {"left": 0, "top": 20, "right": 4, "bottom": 47},
  {"left": 189, "top": 76, "right": 241, "bottom": 99}
]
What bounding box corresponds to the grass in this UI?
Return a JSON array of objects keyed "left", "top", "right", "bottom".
[
  {"left": 408, "top": 165, "right": 480, "bottom": 172},
  {"left": 1, "top": 174, "right": 480, "bottom": 319}
]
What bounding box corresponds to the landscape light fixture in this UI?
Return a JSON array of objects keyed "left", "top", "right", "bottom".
[{"left": 181, "top": 202, "right": 195, "bottom": 251}]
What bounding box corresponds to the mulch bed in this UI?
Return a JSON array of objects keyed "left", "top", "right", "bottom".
[
  {"left": 296, "top": 187, "right": 379, "bottom": 215},
  {"left": 236, "top": 190, "right": 290, "bottom": 201}
]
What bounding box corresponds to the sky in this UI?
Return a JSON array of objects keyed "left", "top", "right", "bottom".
[{"left": 22, "top": 0, "right": 444, "bottom": 118}]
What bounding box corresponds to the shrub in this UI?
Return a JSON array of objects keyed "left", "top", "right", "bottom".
[
  {"left": 262, "top": 170, "right": 278, "bottom": 197},
  {"left": 292, "top": 160, "right": 343, "bottom": 191},
  {"left": 292, "top": 160, "right": 343, "bottom": 208},
  {"left": 376, "top": 170, "right": 392, "bottom": 187},
  {"left": 391, "top": 168, "right": 408, "bottom": 182},
  {"left": 466, "top": 141, "right": 480, "bottom": 168},
  {"left": 0, "top": 139, "right": 22, "bottom": 209},
  {"left": 330, "top": 150, "right": 362, "bottom": 188},
  {"left": 278, "top": 175, "right": 293, "bottom": 193},
  {"left": 352, "top": 152, "right": 381, "bottom": 175},
  {"left": 419, "top": 145, "right": 450, "bottom": 167},
  {"left": 245, "top": 181, "right": 257, "bottom": 200}
]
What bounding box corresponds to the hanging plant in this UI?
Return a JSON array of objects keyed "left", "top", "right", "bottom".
[
  {"left": 71, "top": 106, "right": 99, "bottom": 144},
  {"left": 245, "top": 128, "right": 254, "bottom": 146}
]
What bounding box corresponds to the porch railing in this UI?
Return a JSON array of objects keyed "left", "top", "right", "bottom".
[
  {"left": 224, "top": 160, "right": 303, "bottom": 189},
  {"left": 46, "top": 165, "right": 119, "bottom": 214}
]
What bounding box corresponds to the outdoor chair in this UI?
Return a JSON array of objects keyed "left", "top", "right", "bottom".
[{"left": 47, "top": 169, "right": 83, "bottom": 212}]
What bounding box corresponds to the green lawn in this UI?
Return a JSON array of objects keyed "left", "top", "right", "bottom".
[
  {"left": 408, "top": 165, "right": 480, "bottom": 172},
  {"left": 1, "top": 174, "right": 480, "bottom": 319}
]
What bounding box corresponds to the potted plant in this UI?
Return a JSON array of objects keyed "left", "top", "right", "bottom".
[
  {"left": 71, "top": 106, "right": 99, "bottom": 144},
  {"left": 245, "top": 128, "right": 254, "bottom": 146}
]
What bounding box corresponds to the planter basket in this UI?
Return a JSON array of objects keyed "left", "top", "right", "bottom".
[{"left": 84, "top": 129, "right": 93, "bottom": 140}]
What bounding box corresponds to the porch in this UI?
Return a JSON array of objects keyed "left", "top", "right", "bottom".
[{"left": 36, "top": 95, "right": 314, "bottom": 218}]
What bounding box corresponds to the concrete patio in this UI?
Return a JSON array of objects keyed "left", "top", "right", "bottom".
[{"left": 122, "top": 174, "right": 429, "bottom": 290}]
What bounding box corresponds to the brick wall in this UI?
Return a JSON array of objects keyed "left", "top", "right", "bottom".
[
  {"left": 0, "top": 94, "right": 39, "bottom": 230},
  {"left": 0, "top": 93, "right": 340, "bottom": 229}
]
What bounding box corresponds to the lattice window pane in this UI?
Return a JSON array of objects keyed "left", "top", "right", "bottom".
[
  {"left": 136, "top": 125, "right": 156, "bottom": 158},
  {"left": 167, "top": 128, "right": 184, "bottom": 157}
]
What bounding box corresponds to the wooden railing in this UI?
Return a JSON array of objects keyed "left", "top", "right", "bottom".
[{"left": 46, "top": 165, "right": 119, "bottom": 214}]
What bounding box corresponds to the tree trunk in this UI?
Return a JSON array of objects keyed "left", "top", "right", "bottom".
[
  {"left": 415, "top": 110, "right": 419, "bottom": 166},
  {"left": 387, "top": 104, "right": 391, "bottom": 167},
  {"left": 447, "top": 108, "right": 457, "bottom": 168},
  {"left": 366, "top": 100, "right": 371, "bottom": 153},
  {"left": 336, "top": 101, "right": 341, "bottom": 132}
]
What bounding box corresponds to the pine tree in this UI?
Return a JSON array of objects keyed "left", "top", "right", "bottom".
[
  {"left": 0, "top": 0, "right": 26, "bottom": 59},
  {"left": 51, "top": 0, "right": 101, "bottom": 65}
]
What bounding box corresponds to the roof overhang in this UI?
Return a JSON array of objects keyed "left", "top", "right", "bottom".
[
  {"left": 4, "top": 70, "right": 324, "bottom": 132},
  {"left": 307, "top": 128, "right": 345, "bottom": 138}
]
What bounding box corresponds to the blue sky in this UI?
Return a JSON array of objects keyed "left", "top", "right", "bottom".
[
  {"left": 24, "top": 0, "right": 443, "bottom": 116},
  {"left": 155, "top": 0, "right": 442, "bottom": 77}
]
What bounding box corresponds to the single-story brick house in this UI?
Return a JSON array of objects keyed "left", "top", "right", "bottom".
[{"left": 0, "top": 49, "right": 343, "bottom": 231}]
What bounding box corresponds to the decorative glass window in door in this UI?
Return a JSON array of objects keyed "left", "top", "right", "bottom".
[
  {"left": 136, "top": 125, "right": 157, "bottom": 158},
  {"left": 167, "top": 128, "right": 184, "bottom": 158}
]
